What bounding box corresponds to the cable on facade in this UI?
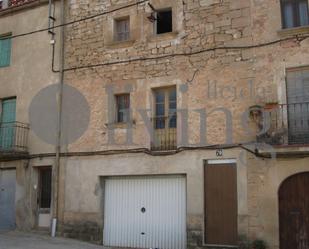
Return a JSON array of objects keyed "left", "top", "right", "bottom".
[
  {"left": 59, "top": 34, "right": 309, "bottom": 72},
  {"left": 0, "top": 0, "right": 149, "bottom": 41},
  {"left": 0, "top": 143, "right": 283, "bottom": 162}
]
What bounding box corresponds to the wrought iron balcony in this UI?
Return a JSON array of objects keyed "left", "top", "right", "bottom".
[
  {"left": 0, "top": 122, "right": 29, "bottom": 156},
  {"left": 256, "top": 102, "right": 309, "bottom": 145},
  {"left": 151, "top": 116, "right": 177, "bottom": 151}
]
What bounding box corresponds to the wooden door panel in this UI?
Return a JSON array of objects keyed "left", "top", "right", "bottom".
[
  {"left": 204, "top": 163, "right": 238, "bottom": 245},
  {"left": 279, "top": 172, "right": 309, "bottom": 249}
]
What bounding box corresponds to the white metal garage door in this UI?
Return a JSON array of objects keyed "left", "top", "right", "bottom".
[
  {"left": 0, "top": 169, "right": 16, "bottom": 230},
  {"left": 103, "top": 176, "right": 187, "bottom": 249}
]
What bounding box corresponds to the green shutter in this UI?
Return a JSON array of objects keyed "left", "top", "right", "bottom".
[
  {"left": 0, "top": 98, "right": 16, "bottom": 149},
  {"left": 0, "top": 37, "right": 11, "bottom": 67}
]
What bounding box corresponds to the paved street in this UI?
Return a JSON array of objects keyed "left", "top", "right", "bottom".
[{"left": 0, "top": 231, "right": 105, "bottom": 249}]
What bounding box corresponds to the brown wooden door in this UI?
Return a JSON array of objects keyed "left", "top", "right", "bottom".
[
  {"left": 279, "top": 172, "right": 309, "bottom": 249},
  {"left": 204, "top": 162, "right": 238, "bottom": 245}
]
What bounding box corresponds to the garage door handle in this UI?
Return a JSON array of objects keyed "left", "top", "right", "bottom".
[{"left": 141, "top": 232, "right": 145, "bottom": 235}]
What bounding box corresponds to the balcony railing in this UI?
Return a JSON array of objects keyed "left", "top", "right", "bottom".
[
  {"left": 0, "top": 0, "right": 33, "bottom": 10},
  {"left": 0, "top": 122, "right": 29, "bottom": 154},
  {"left": 257, "top": 102, "right": 309, "bottom": 145},
  {"left": 151, "top": 116, "right": 177, "bottom": 151}
]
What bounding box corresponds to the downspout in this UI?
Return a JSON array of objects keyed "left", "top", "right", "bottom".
[{"left": 52, "top": 0, "right": 65, "bottom": 238}]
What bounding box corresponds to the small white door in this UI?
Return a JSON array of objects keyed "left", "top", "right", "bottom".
[
  {"left": 103, "top": 176, "right": 187, "bottom": 249},
  {"left": 0, "top": 169, "right": 16, "bottom": 230}
]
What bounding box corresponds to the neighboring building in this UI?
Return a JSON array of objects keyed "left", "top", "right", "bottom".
[
  {"left": 0, "top": 0, "right": 61, "bottom": 232},
  {"left": 1, "top": 0, "right": 309, "bottom": 249},
  {"left": 60, "top": 0, "right": 309, "bottom": 249}
]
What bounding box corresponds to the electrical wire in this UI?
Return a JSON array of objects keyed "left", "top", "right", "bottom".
[
  {"left": 0, "top": 0, "right": 148, "bottom": 41},
  {"left": 1, "top": 0, "right": 308, "bottom": 72},
  {"left": 60, "top": 34, "right": 309, "bottom": 72}
]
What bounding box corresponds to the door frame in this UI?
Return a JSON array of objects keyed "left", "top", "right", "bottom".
[
  {"left": 278, "top": 172, "right": 309, "bottom": 249},
  {"left": 203, "top": 159, "right": 238, "bottom": 247},
  {"left": 0, "top": 168, "right": 17, "bottom": 230},
  {"left": 36, "top": 166, "right": 52, "bottom": 229},
  {"left": 101, "top": 174, "right": 187, "bottom": 248}
]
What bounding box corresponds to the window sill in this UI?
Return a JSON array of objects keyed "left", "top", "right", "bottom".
[
  {"left": 0, "top": 65, "right": 10, "bottom": 68},
  {"left": 147, "top": 31, "right": 179, "bottom": 43},
  {"left": 38, "top": 208, "right": 50, "bottom": 214},
  {"left": 106, "top": 121, "right": 135, "bottom": 129},
  {"left": 106, "top": 39, "right": 136, "bottom": 49},
  {"left": 277, "top": 25, "right": 309, "bottom": 37}
]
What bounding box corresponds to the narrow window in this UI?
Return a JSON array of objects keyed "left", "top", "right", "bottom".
[
  {"left": 156, "top": 9, "right": 173, "bottom": 34},
  {"left": 0, "top": 34, "right": 12, "bottom": 67},
  {"left": 286, "top": 67, "right": 309, "bottom": 144},
  {"left": 152, "top": 87, "right": 177, "bottom": 150},
  {"left": 281, "top": 0, "right": 309, "bottom": 28},
  {"left": 114, "top": 17, "right": 130, "bottom": 42},
  {"left": 0, "top": 98, "right": 16, "bottom": 149},
  {"left": 115, "top": 94, "right": 130, "bottom": 123},
  {"left": 39, "top": 167, "right": 52, "bottom": 209}
]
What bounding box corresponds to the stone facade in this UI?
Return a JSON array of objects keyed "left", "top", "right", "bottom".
[
  {"left": 1, "top": 0, "right": 309, "bottom": 249},
  {"left": 60, "top": 0, "right": 309, "bottom": 248}
]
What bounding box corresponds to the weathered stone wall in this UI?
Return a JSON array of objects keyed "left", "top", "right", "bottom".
[
  {"left": 64, "top": 0, "right": 309, "bottom": 152},
  {"left": 64, "top": 0, "right": 263, "bottom": 152},
  {"left": 246, "top": 150, "right": 309, "bottom": 249},
  {"left": 62, "top": 0, "right": 309, "bottom": 248}
]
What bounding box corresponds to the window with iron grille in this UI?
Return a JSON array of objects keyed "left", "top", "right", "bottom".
[
  {"left": 155, "top": 9, "right": 173, "bottom": 34},
  {"left": 281, "top": 0, "right": 309, "bottom": 28},
  {"left": 115, "top": 94, "right": 130, "bottom": 123},
  {"left": 39, "top": 167, "right": 52, "bottom": 209},
  {"left": 114, "top": 17, "right": 130, "bottom": 42},
  {"left": 286, "top": 67, "right": 309, "bottom": 144}
]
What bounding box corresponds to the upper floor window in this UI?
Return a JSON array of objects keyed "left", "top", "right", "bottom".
[
  {"left": 114, "top": 17, "right": 130, "bottom": 42},
  {"left": 0, "top": 34, "right": 12, "bottom": 67},
  {"left": 152, "top": 87, "right": 177, "bottom": 151},
  {"left": 155, "top": 9, "right": 173, "bottom": 34},
  {"left": 115, "top": 94, "right": 130, "bottom": 123},
  {"left": 281, "top": 0, "right": 309, "bottom": 29}
]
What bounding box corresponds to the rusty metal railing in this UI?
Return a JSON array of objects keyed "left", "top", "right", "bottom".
[
  {"left": 151, "top": 116, "right": 177, "bottom": 151},
  {"left": 257, "top": 102, "right": 309, "bottom": 145},
  {"left": 0, "top": 122, "right": 29, "bottom": 152}
]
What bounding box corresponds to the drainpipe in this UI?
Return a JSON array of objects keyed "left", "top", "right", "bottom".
[{"left": 52, "top": 0, "right": 65, "bottom": 238}]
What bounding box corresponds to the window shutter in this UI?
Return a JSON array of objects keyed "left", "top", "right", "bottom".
[{"left": 0, "top": 37, "right": 11, "bottom": 67}]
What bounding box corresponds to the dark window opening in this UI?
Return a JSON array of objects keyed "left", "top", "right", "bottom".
[
  {"left": 39, "top": 168, "right": 52, "bottom": 209},
  {"left": 156, "top": 9, "right": 173, "bottom": 34},
  {"left": 116, "top": 94, "right": 130, "bottom": 123},
  {"left": 281, "top": 0, "right": 309, "bottom": 28}
]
